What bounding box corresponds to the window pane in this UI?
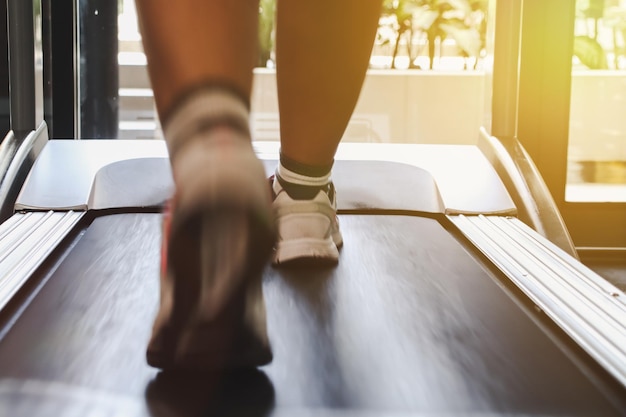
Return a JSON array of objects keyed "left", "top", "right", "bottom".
[
  {"left": 567, "top": 0, "right": 626, "bottom": 202},
  {"left": 114, "top": 1, "right": 490, "bottom": 145},
  {"left": 117, "top": 0, "right": 157, "bottom": 140}
]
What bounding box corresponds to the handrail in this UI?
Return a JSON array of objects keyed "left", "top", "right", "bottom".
[
  {"left": 0, "top": 122, "right": 49, "bottom": 223},
  {"left": 477, "top": 127, "right": 578, "bottom": 259}
]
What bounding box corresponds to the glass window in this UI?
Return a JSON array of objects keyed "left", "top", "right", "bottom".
[
  {"left": 117, "top": 0, "right": 157, "bottom": 140},
  {"left": 103, "top": 0, "right": 491, "bottom": 145},
  {"left": 566, "top": 0, "right": 626, "bottom": 202}
]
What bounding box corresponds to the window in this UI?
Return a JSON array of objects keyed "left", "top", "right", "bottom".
[{"left": 566, "top": 0, "right": 626, "bottom": 203}]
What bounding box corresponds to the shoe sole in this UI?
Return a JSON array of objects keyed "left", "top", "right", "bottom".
[
  {"left": 272, "top": 236, "right": 340, "bottom": 266},
  {"left": 147, "top": 207, "right": 274, "bottom": 370}
]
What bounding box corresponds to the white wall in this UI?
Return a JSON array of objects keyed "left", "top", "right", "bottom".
[
  {"left": 251, "top": 69, "right": 486, "bottom": 145},
  {"left": 252, "top": 69, "right": 626, "bottom": 163},
  {"left": 568, "top": 71, "right": 626, "bottom": 162}
]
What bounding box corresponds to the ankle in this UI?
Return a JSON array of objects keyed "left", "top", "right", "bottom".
[
  {"left": 275, "top": 153, "right": 334, "bottom": 200},
  {"left": 163, "top": 87, "right": 251, "bottom": 163},
  {"left": 277, "top": 153, "right": 332, "bottom": 185}
]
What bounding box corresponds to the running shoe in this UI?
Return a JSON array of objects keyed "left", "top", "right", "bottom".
[
  {"left": 147, "top": 134, "right": 275, "bottom": 370},
  {"left": 271, "top": 175, "right": 343, "bottom": 266}
]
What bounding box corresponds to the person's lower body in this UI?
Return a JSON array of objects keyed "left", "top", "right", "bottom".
[
  {"left": 270, "top": 0, "right": 381, "bottom": 265},
  {"left": 136, "top": 0, "right": 381, "bottom": 370}
]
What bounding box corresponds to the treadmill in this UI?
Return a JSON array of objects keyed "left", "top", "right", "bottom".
[
  {"left": 0, "top": 2, "right": 625, "bottom": 416},
  {"left": 0, "top": 137, "right": 625, "bottom": 416}
]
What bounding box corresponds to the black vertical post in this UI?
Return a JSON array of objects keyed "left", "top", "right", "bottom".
[
  {"left": 41, "top": 0, "right": 54, "bottom": 137},
  {"left": 7, "top": 0, "right": 37, "bottom": 139},
  {"left": 0, "top": 0, "right": 10, "bottom": 139},
  {"left": 79, "top": 0, "right": 118, "bottom": 139},
  {"left": 42, "top": 0, "right": 77, "bottom": 139}
]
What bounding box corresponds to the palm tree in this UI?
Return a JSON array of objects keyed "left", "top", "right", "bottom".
[
  {"left": 382, "top": 0, "right": 487, "bottom": 69},
  {"left": 382, "top": 0, "right": 421, "bottom": 68}
]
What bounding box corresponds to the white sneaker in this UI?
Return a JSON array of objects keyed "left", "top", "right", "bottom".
[{"left": 271, "top": 175, "right": 343, "bottom": 266}]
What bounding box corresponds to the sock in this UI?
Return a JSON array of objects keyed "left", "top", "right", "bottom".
[
  {"left": 163, "top": 86, "right": 251, "bottom": 162},
  {"left": 276, "top": 153, "right": 334, "bottom": 200}
]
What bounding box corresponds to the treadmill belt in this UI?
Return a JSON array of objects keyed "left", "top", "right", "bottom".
[{"left": 0, "top": 213, "right": 623, "bottom": 416}]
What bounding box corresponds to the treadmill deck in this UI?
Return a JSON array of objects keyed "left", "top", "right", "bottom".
[
  {"left": 0, "top": 213, "right": 624, "bottom": 416},
  {"left": 0, "top": 140, "right": 624, "bottom": 416}
]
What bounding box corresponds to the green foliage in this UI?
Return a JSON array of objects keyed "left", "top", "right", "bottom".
[
  {"left": 258, "top": 0, "right": 276, "bottom": 67},
  {"left": 574, "top": 36, "right": 608, "bottom": 69},
  {"left": 573, "top": 0, "right": 626, "bottom": 69},
  {"left": 381, "top": 0, "right": 488, "bottom": 69},
  {"left": 576, "top": 0, "right": 606, "bottom": 19},
  {"left": 255, "top": 0, "right": 488, "bottom": 69}
]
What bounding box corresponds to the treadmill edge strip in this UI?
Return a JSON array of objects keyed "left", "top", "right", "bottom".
[
  {"left": 449, "top": 214, "right": 626, "bottom": 388},
  {"left": 0, "top": 211, "right": 85, "bottom": 314}
]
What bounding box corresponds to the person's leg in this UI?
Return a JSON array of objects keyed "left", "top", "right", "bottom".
[
  {"left": 275, "top": 0, "right": 382, "bottom": 166},
  {"left": 135, "top": 0, "right": 274, "bottom": 370},
  {"left": 136, "top": 0, "right": 258, "bottom": 122},
  {"left": 271, "top": 0, "right": 382, "bottom": 265}
]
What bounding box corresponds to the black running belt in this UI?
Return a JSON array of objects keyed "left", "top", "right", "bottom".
[{"left": 0, "top": 213, "right": 623, "bottom": 416}]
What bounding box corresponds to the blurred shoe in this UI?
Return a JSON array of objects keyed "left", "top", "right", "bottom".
[{"left": 147, "top": 130, "right": 275, "bottom": 370}]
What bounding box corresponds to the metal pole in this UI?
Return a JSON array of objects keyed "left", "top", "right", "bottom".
[{"left": 6, "top": 0, "right": 37, "bottom": 139}]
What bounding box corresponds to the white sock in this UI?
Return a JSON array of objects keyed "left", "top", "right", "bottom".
[
  {"left": 163, "top": 88, "right": 250, "bottom": 161},
  {"left": 277, "top": 163, "right": 331, "bottom": 187}
]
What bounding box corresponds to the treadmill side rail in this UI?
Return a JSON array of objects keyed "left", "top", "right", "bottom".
[
  {"left": 450, "top": 214, "right": 626, "bottom": 387},
  {"left": 0, "top": 123, "right": 49, "bottom": 223},
  {"left": 0, "top": 211, "right": 84, "bottom": 313}
]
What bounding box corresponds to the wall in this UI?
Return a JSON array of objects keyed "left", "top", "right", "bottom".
[
  {"left": 568, "top": 71, "right": 626, "bottom": 162},
  {"left": 251, "top": 69, "right": 486, "bottom": 145}
]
